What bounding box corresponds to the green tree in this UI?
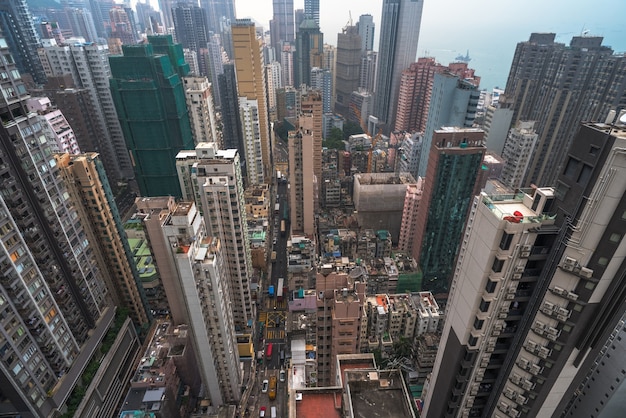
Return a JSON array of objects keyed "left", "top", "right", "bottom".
[
  {"left": 322, "top": 127, "right": 345, "bottom": 150},
  {"left": 343, "top": 120, "right": 364, "bottom": 140}
]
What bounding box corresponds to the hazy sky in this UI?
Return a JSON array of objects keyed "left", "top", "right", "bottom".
[{"left": 234, "top": 0, "right": 626, "bottom": 89}]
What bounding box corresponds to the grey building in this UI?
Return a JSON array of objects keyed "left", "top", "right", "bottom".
[
  {"left": 172, "top": 3, "right": 209, "bottom": 73},
  {"left": 372, "top": 0, "right": 423, "bottom": 133},
  {"left": 422, "top": 120, "right": 626, "bottom": 417},
  {"left": 270, "top": 0, "right": 295, "bottom": 63},
  {"left": 501, "top": 33, "right": 626, "bottom": 187},
  {"left": 356, "top": 14, "right": 375, "bottom": 52},
  {"left": 335, "top": 25, "right": 361, "bottom": 117}
]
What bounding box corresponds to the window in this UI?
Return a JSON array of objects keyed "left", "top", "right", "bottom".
[
  {"left": 578, "top": 164, "right": 593, "bottom": 184},
  {"left": 479, "top": 299, "right": 491, "bottom": 312},
  {"left": 564, "top": 157, "right": 579, "bottom": 178},
  {"left": 473, "top": 317, "right": 484, "bottom": 330},
  {"left": 485, "top": 279, "right": 497, "bottom": 293},
  {"left": 499, "top": 232, "right": 513, "bottom": 250},
  {"left": 609, "top": 233, "right": 622, "bottom": 243},
  {"left": 492, "top": 258, "right": 504, "bottom": 273}
]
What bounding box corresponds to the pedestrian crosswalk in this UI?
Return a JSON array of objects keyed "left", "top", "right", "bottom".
[{"left": 266, "top": 330, "right": 285, "bottom": 339}]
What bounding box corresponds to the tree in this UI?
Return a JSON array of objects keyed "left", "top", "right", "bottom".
[
  {"left": 343, "top": 120, "right": 364, "bottom": 140},
  {"left": 322, "top": 127, "right": 345, "bottom": 150}
]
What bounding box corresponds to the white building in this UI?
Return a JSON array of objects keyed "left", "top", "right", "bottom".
[
  {"left": 38, "top": 37, "right": 132, "bottom": 181},
  {"left": 500, "top": 121, "right": 538, "bottom": 190},
  {"left": 238, "top": 97, "right": 265, "bottom": 185},
  {"left": 183, "top": 76, "right": 219, "bottom": 147},
  {"left": 26, "top": 97, "right": 81, "bottom": 154}
]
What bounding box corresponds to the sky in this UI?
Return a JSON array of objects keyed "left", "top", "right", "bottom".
[{"left": 234, "top": 0, "right": 626, "bottom": 90}]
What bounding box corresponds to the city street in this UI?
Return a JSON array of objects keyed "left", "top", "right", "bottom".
[{"left": 248, "top": 179, "right": 289, "bottom": 417}]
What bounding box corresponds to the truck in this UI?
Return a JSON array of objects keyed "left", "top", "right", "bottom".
[
  {"left": 271, "top": 251, "right": 277, "bottom": 263},
  {"left": 274, "top": 203, "right": 280, "bottom": 215},
  {"left": 276, "top": 278, "right": 284, "bottom": 302},
  {"left": 268, "top": 376, "right": 277, "bottom": 401},
  {"left": 280, "top": 220, "right": 286, "bottom": 237},
  {"left": 268, "top": 285, "right": 275, "bottom": 298}
]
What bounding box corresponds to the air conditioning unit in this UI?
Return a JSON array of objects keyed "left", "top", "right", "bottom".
[
  {"left": 579, "top": 267, "right": 593, "bottom": 279},
  {"left": 522, "top": 245, "right": 532, "bottom": 252},
  {"left": 526, "top": 340, "right": 538, "bottom": 351},
  {"left": 517, "top": 395, "right": 527, "bottom": 405},
  {"left": 510, "top": 373, "right": 522, "bottom": 385},
  {"left": 494, "top": 323, "right": 503, "bottom": 331},
  {"left": 506, "top": 293, "right": 515, "bottom": 300},
  {"left": 518, "top": 357, "right": 530, "bottom": 369},
  {"left": 522, "top": 379, "right": 535, "bottom": 391},
  {"left": 499, "top": 311, "right": 509, "bottom": 319},
  {"left": 537, "top": 349, "right": 548, "bottom": 359},
  {"left": 501, "top": 306, "right": 510, "bottom": 313},
  {"left": 499, "top": 402, "right": 510, "bottom": 413},
  {"left": 515, "top": 265, "right": 525, "bottom": 273},
  {"left": 530, "top": 364, "right": 542, "bottom": 375},
  {"left": 512, "top": 273, "right": 522, "bottom": 280},
  {"left": 567, "top": 291, "right": 579, "bottom": 301},
  {"left": 546, "top": 333, "right": 558, "bottom": 341},
  {"left": 520, "top": 251, "right": 530, "bottom": 258},
  {"left": 539, "top": 347, "right": 551, "bottom": 357},
  {"left": 557, "top": 307, "right": 569, "bottom": 316},
  {"left": 504, "top": 388, "right": 516, "bottom": 399},
  {"left": 543, "top": 301, "right": 556, "bottom": 311},
  {"left": 553, "top": 286, "right": 567, "bottom": 296},
  {"left": 547, "top": 326, "right": 559, "bottom": 336}
]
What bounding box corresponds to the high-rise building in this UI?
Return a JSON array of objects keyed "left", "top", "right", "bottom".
[
  {"left": 266, "top": 60, "right": 282, "bottom": 121},
  {"left": 109, "top": 5, "right": 137, "bottom": 45},
  {"left": 218, "top": 63, "right": 245, "bottom": 157},
  {"left": 394, "top": 57, "right": 446, "bottom": 133},
  {"left": 482, "top": 104, "right": 514, "bottom": 154},
  {"left": 109, "top": 35, "right": 194, "bottom": 197},
  {"left": 501, "top": 33, "right": 626, "bottom": 187},
  {"left": 183, "top": 76, "right": 220, "bottom": 146},
  {"left": 39, "top": 38, "right": 134, "bottom": 182},
  {"left": 172, "top": 3, "right": 208, "bottom": 74},
  {"left": 270, "top": 0, "right": 295, "bottom": 62},
  {"left": 0, "top": 41, "right": 122, "bottom": 415},
  {"left": 357, "top": 14, "right": 375, "bottom": 52},
  {"left": 26, "top": 96, "right": 81, "bottom": 155},
  {"left": 499, "top": 121, "right": 538, "bottom": 190},
  {"left": 205, "top": 33, "right": 224, "bottom": 106},
  {"left": 398, "top": 178, "right": 424, "bottom": 254},
  {"left": 64, "top": 6, "right": 99, "bottom": 42},
  {"left": 372, "top": 0, "right": 423, "bottom": 133},
  {"left": 157, "top": 0, "right": 175, "bottom": 30},
  {"left": 412, "top": 128, "right": 486, "bottom": 293},
  {"left": 0, "top": 0, "right": 47, "bottom": 85},
  {"left": 294, "top": 19, "right": 323, "bottom": 88},
  {"left": 56, "top": 152, "right": 150, "bottom": 327},
  {"left": 359, "top": 51, "right": 377, "bottom": 93},
  {"left": 239, "top": 97, "right": 265, "bottom": 185},
  {"left": 281, "top": 42, "right": 295, "bottom": 87},
  {"left": 176, "top": 143, "right": 255, "bottom": 331},
  {"left": 334, "top": 25, "right": 361, "bottom": 117},
  {"left": 289, "top": 90, "right": 323, "bottom": 235},
  {"left": 232, "top": 19, "right": 271, "bottom": 183},
  {"left": 417, "top": 72, "right": 480, "bottom": 178},
  {"left": 310, "top": 67, "right": 332, "bottom": 113},
  {"left": 304, "top": 0, "right": 319, "bottom": 26}
]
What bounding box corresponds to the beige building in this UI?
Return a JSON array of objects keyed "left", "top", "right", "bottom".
[
  {"left": 183, "top": 76, "right": 220, "bottom": 147},
  {"left": 232, "top": 19, "right": 271, "bottom": 182},
  {"left": 315, "top": 268, "right": 366, "bottom": 386},
  {"left": 56, "top": 152, "right": 149, "bottom": 327}
]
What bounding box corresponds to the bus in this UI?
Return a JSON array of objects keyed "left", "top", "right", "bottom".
[
  {"left": 280, "top": 220, "right": 286, "bottom": 237},
  {"left": 266, "top": 343, "right": 273, "bottom": 360},
  {"left": 276, "top": 278, "right": 284, "bottom": 302},
  {"left": 268, "top": 376, "right": 277, "bottom": 401},
  {"left": 271, "top": 251, "right": 277, "bottom": 263}
]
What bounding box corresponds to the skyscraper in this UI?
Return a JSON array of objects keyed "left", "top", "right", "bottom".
[
  {"left": 372, "top": 0, "right": 423, "bottom": 133},
  {"left": 502, "top": 33, "right": 626, "bottom": 187},
  {"left": 334, "top": 25, "right": 362, "bottom": 117},
  {"left": 109, "top": 35, "right": 194, "bottom": 197},
  {"left": 357, "top": 14, "right": 375, "bottom": 52},
  {"left": 0, "top": 40, "right": 117, "bottom": 415},
  {"left": 172, "top": 3, "right": 209, "bottom": 73},
  {"left": 270, "top": 0, "right": 295, "bottom": 61},
  {"left": 64, "top": 6, "right": 99, "bottom": 42},
  {"left": 499, "top": 121, "right": 538, "bottom": 190},
  {"left": 417, "top": 71, "right": 480, "bottom": 178},
  {"left": 422, "top": 119, "right": 626, "bottom": 417},
  {"left": 183, "top": 76, "right": 220, "bottom": 146},
  {"left": 294, "top": 18, "right": 323, "bottom": 87},
  {"left": 310, "top": 67, "right": 332, "bottom": 113},
  {"left": 411, "top": 128, "right": 486, "bottom": 294},
  {"left": 56, "top": 152, "right": 150, "bottom": 328},
  {"left": 232, "top": 19, "right": 271, "bottom": 183},
  {"left": 39, "top": 38, "right": 134, "bottom": 182},
  {"left": 304, "top": 0, "right": 319, "bottom": 26},
  {"left": 0, "top": 0, "right": 47, "bottom": 85},
  {"left": 109, "top": 5, "right": 137, "bottom": 45},
  {"left": 176, "top": 143, "right": 255, "bottom": 331},
  {"left": 218, "top": 63, "right": 245, "bottom": 158}
]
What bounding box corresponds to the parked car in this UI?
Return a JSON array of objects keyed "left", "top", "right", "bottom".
[
  {"left": 262, "top": 379, "right": 269, "bottom": 393},
  {"left": 279, "top": 369, "right": 285, "bottom": 382},
  {"left": 260, "top": 406, "right": 266, "bottom": 417}
]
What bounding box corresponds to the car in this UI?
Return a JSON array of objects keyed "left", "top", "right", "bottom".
[
  {"left": 259, "top": 406, "right": 266, "bottom": 417},
  {"left": 262, "top": 379, "right": 269, "bottom": 393},
  {"left": 279, "top": 370, "right": 285, "bottom": 382},
  {"left": 273, "top": 238, "right": 277, "bottom": 245}
]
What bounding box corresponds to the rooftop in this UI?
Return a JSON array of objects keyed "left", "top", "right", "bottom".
[
  {"left": 481, "top": 187, "right": 556, "bottom": 223},
  {"left": 345, "top": 369, "right": 415, "bottom": 418},
  {"left": 296, "top": 391, "right": 342, "bottom": 418}
]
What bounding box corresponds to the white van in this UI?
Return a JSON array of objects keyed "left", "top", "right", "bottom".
[{"left": 271, "top": 406, "right": 277, "bottom": 418}]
